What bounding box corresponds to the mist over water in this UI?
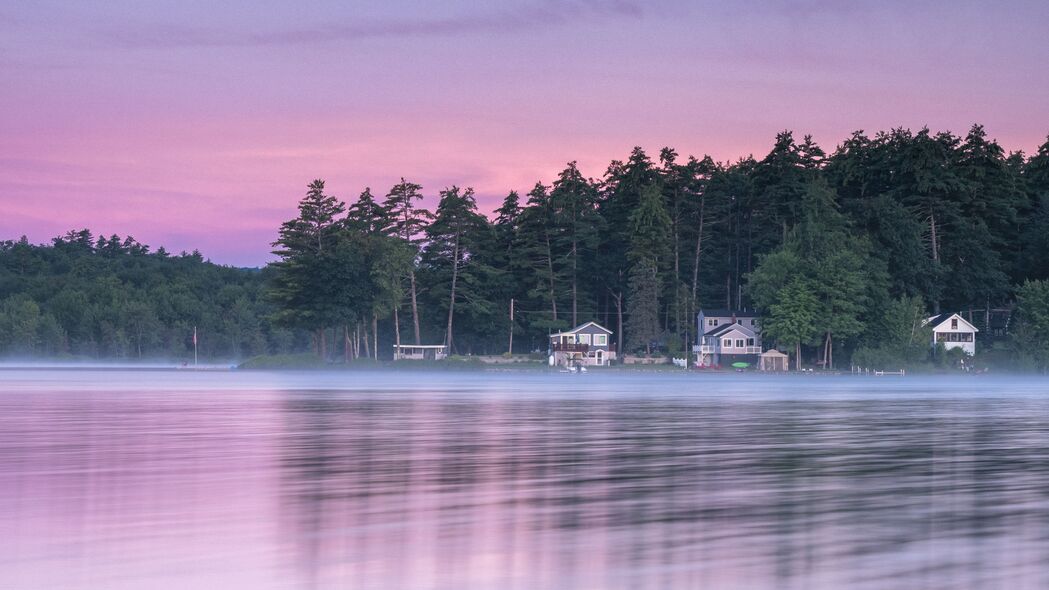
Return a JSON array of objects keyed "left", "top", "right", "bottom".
[{"left": 2, "top": 370, "right": 1049, "bottom": 590}]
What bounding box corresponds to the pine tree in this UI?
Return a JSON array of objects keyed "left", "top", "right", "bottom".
[
  {"left": 270, "top": 180, "right": 346, "bottom": 358},
  {"left": 420, "top": 186, "right": 495, "bottom": 353},
  {"left": 345, "top": 187, "right": 387, "bottom": 234},
  {"left": 625, "top": 183, "right": 671, "bottom": 354},
  {"left": 599, "top": 148, "right": 658, "bottom": 354},
  {"left": 549, "top": 162, "right": 601, "bottom": 327},
  {"left": 383, "top": 178, "right": 432, "bottom": 345},
  {"left": 1019, "top": 137, "right": 1049, "bottom": 280},
  {"left": 493, "top": 191, "right": 526, "bottom": 349},
  {"left": 516, "top": 183, "right": 564, "bottom": 332}
]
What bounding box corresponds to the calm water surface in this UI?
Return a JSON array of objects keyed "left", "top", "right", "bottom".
[{"left": 2, "top": 370, "right": 1049, "bottom": 590}]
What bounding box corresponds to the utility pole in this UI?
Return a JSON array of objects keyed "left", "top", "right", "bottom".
[{"left": 508, "top": 298, "right": 514, "bottom": 355}]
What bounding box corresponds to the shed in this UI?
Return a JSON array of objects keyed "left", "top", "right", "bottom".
[{"left": 759, "top": 349, "right": 789, "bottom": 372}]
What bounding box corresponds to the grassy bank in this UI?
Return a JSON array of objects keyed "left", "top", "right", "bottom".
[{"left": 238, "top": 354, "right": 541, "bottom": 371}]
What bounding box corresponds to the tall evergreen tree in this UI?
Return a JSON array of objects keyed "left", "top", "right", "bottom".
[
  {"left": 1019, "top": 137, "right": 1049, "bottom": 280},
  {"left": 625, "top": 183, "right": 671, "bottom": 354},
  {"left": 383, "top": 178, "right": 432, "bottom": 345},
  {"left": 345, "top": 187, "right": 388, "bottom": 234},
  {"left": 549, "top": 162, "right": 601, "bottom": 327},
  {"left": 516, "top": 183, "right": 564, "bottom": 332},
  {"left": 421, "top": 186, "right": 495, "bottom": 353},
  {"left": 270, "top": 179, "right": 346, "bottom": 358},
  {"left": 599, "top": 148, "right": 658, "bottom": 354}
]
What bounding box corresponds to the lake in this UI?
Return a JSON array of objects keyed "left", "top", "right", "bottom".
[{"left": 2, "top": 369, "right": 1048, "bottom": 589}]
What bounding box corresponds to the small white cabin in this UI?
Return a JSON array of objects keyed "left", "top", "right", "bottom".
[
  {"left": 925, "top": 313, "right": 978, "bottom": 355},
  {"left": 393, "top": 344, "right": 447, "bottom": 361}
]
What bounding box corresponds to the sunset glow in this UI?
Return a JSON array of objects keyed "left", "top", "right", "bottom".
[{"left": 3, "top": 1, "right": 1048, "bottom": 265}]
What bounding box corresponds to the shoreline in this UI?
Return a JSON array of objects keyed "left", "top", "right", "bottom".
[{"left": 0, "top": 362, "right": 1002, "bottom": 377}]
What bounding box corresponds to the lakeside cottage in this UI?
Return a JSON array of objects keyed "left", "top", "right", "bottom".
[
  {"left": 693, "top": 309, "right": 763, "bottom": 368},
  {"left": 549, "top": 322, "right": 615, "bottom": 367},
  {"left": 924, "top": 313, "right": 978, "bottom": 355}
]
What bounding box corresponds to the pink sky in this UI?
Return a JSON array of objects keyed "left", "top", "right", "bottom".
[{"left": 2, "top": 1, "right": 1048, "bottom": 266}]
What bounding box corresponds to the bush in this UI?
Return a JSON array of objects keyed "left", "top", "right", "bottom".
[
  {"left": 851, "top": 343, "right": 931, "bottom": 372},
  {"left": 238, "top": 353, "right": 328, "bottom": 369},
  {"left": 391, "top": 357, "right": 486, "bottom": 371}
]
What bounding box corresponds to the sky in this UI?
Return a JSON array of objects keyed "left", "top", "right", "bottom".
[{"left": 2, "top": 0, "right": 1048, "bottom": 267}]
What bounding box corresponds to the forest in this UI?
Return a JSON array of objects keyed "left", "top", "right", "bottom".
[
  {"left": 0, "top": 231, "right": 303, "bottom": 359},
  {"left": 4, "top": 125, "right": 1049, "bottom": 369}
]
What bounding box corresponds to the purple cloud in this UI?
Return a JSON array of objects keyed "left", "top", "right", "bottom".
[{"left": 100, "top": 1, "right": 646, "bottom": 49}]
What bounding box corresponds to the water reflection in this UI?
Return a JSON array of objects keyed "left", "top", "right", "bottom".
[{"left": 2, "top": 372, "right": 1049, "bottom": 589}]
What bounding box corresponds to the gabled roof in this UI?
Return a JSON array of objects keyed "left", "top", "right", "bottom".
[
  {"left": 699, "top": 309, "right": 759, "bottom": 318},
  {"left": 760, "top": 349, "right": 788, "bottom": 358},
  {"left": 557, "top": 321, "right": 613, "bottom": 335},
  {"left": 706, "top": 323, "right": 756, "bottom": 338},
  {"left": 925, "top": 313, "right": 979, "bottom": 332}
]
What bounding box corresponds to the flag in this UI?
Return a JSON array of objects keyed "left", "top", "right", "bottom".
[{"left": 193, "top": 326, "right": 197, "bottom": 346}]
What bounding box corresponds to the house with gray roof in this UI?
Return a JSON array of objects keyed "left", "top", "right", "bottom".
[
  {"left": 549, "top": 321, "right": 615, "bottom": 367},
  {"left": 924, "top": 312, "right": 978, "bottom": 355},
  {"left": 693, "top": 309, "right": 763, "bottom": 368}
]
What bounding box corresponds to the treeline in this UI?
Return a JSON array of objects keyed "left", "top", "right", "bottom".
[
  {"left": 270, "top": 125, "right": 1049, "bottom": 368},
  {"left": 5, "top": 125, "right": 1049, "bottom": 368},
  {"left": 0, "top": 231, "right": 306, "bottom": 359}
]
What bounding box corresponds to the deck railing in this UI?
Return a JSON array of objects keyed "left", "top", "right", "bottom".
[
  {"left": 551, "top": 342, "right": 590, "bottom": 353},
  {"left": 694, "top": 345, "right": 762, "bottom": 355}
]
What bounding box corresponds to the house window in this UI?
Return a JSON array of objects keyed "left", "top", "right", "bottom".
[
  {"left": 578, "top": 334, "right": 591, "bottom": 345},
  {"left": 736, "top": 339, "right": 744, "bottom": 348},
  {"left": 594, "top": 334, "right": 607, "bottom": 346},
  {"left": 750, "top": 319, "right": 757, "bottom": 326},
  {"left": 708, "top": 318, "right": 719, "bottom": 327},
  {"left": 951, "top": 318, "right": 958, "bottom": 329},
  {"left": 722, "top": 338, "right": 732, "bottom": 348},
  {"left": 747, "top": 338, "right": 754, "bottom": 346}
]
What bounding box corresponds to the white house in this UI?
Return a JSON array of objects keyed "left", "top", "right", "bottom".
[
  {"left": 693, "top": 309, "right": 763, "bottom": 367},
  {"left": 925, "top": 313, "right": 978, "bottom": 355},
  {"left": 549, "top": 321, "right": 615, "bottom": 367}
]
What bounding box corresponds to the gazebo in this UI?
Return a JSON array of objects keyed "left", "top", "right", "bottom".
[{"left": 759, "top": 349, "right": 789, "bottom": 371}]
